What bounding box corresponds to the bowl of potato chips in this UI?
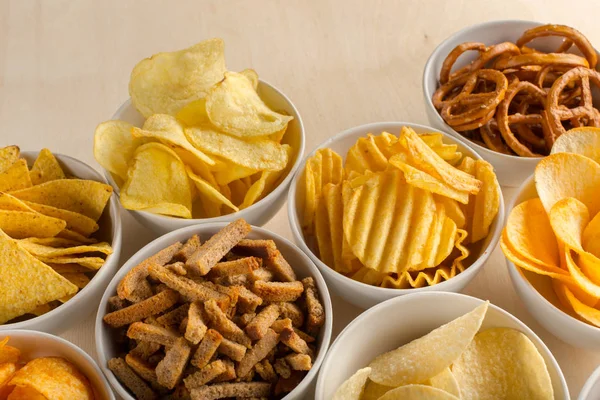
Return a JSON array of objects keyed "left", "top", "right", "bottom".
[
  {"left": 503, "top": 127, "right": 600, "bottom": 349},
  {"left": 94, "top": 39, "right": 304, "bottom": 235},
  {"left": 0, "top": 330, "right": 114, "bottom": 399},
  {"left": 316, "top": 291, "right": 567, "bottom": 400},
  {"left": 288, "top": 122, "right": 504, "bottom": 309},
  {"left": 0, "top": 148, "right": 121, "bottom": 334}
]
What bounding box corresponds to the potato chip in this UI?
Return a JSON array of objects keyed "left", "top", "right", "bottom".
[
  {"left": 130, "top": 38, "right": 226, "bottom": 118},
  {"left": 239, "top": 171, "right": 271, "bottom": 210},
  {"left": 0, "top": 339, "right": 20, "bottom": 364},
  {"left": 453, "top": 328, "right": 553, "bottom": 400},
  {"left": 361, "top": 380, "right": 393, "bottom": 400},
  {"left": 551, "top": 126, "right": 600, "bottom": 164},
  {"left": 9, "top": 357, "right": 94, "bottom": 399},
  {"left": 214, "top": 163, "right": 258, "bottom": 186},
  {"left": 0, "top": 146, "right": 19, "bottom": 174},
  {"left": 505, "top": 199, "right": 560, "bottom": 269},
  {"left": 94, "top": 120, "right": 144, "bottom": 181},
  {"left": 583, "top": 212, "right": 600, "bottom": 258},
  {"left": 368, "top": 302, "right": 488, "bottom": 386},
  {"left": 120, "top": 143, "right": 192, "bottom": 218},
  {"left": 24, "top": 202, "right": 98, "bottom": 237},
  {"left": 185, "top": 125, "right": 288, "bottom": 171},
  {"left": 549, "top": 197, "right": 589, "bottom": 252},
  {"left": 7, "top": 386, "right": 47, "bottom": 400},
  {"left": 332, "top": 367, "right": 371, "bottom": 400},
  {"left": 205, "top": 71, "right": 293, "bottom": 138},
  {"left": 0, "top": 210, "right": 66, "bottom": 239},
  {"left": 378, "top": 384, "right": 460, "bottom": 400},
  {"left": 0, "top": 362, "right": 16, "bottom": 387},
  {"left": 554, "top": 280, "right": 600, "bottom": 325},
  {"left": 186, "top": 166, "right": 238, "bottom": 214},
  {"left": 398, "top": 127, "right": 481, "bottom": 194},
  {"left": 0, "top": 229, "right": 77, "bottom": 323},
  {"left": 11, "top": 179, "right": 113, "bottom": 222},
  {"left": 350, "top": 266, "right": 385, "bottom": 286},
  {"left": 0, "top": 193, "right": 33, "bottom": 212},
  {"left": 535, "top": 153, "right": 600, "bottom": 217},
  {"left": 434, "top": 195, "right": 466, "bottom": 229},
  {"left": 0, "top": 160, "right": 32, "bottom": 192},
  {"left": 345, "top": 134, "right": 390, "bottom": 175},
  {"left": 315, "top": 188, "right": 334, "bottom": 270},
  {"left": 434, "top": 214, "right": 457, "bottom": 268},
  {"left": 415, "top": 203, "right": 446, "bottom": 271},
  {"left": 17, "top": 240, "right": 112, "bottom": 257},
  {"left": 29, "top": 148, "right": 66, "bottom": 185},
  {"left": 427, "top": 367, "right": 460, "bottom": 397},
  {"left": 175, "top": 98, "right": 210, "bottom": 127},
  {"left": 562, "top": 247, "right": 600, "bottom": 298},
  {"left": 382, "top": 264, "right": 462, "bottom": 289},
  {"left": 471, "top": 160, "right": 500, "bottom": 243},
  {"left": 240, "top": 68, "right": 259, "bottom": 89}
]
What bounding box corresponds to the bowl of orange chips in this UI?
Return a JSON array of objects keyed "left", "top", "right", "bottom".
[
  {"left": 288, "top": 122, "right": 504, "bottom": 309},
  {"left": 0, "top": 147, "right": 121, "bottom": 334},
  {"left": 94, "top": 38, "right": 304, "bottom": 235},
  {"left": 0, "top": 331, "right": 114, "bottom": 399},
  {"left": 503, "top": 127, "right": 600, "bottom": 348}
]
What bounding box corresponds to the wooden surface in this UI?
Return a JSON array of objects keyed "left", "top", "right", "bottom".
[{"left": 2, "top": 0, "right": 599, "bottom": 398}]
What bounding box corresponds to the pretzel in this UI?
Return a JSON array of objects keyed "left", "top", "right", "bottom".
[
  {"left": 439, "top": 42, "right": 486, "bottom": 84},
  {"left": 494, "top": 53, "right": 589, "bottom": 70},
  {"left": 442, "top": 42, "right": 520, "bottom": 83}
]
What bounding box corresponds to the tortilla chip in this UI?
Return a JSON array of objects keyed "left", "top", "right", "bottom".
[
  {"left": 0, "top": 160, "right": 32, "bottom": 192},
  {"left": 29, "top": 148, "right": 66, "bottom": 185},
  {"left": 0, "top": 210, "right": 66, "bottom": 239}
]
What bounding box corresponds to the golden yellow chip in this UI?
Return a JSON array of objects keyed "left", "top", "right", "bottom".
[
  {"left": 315, "top": 193, "right": 334, "bottom": 275},
  {"left": 471, "top": 160, "right": 500, "bottom": 243},
  {"left": 34, "top": 255, "right": 105, "bottom": 271},
  {"left": 0, "top": 362, "right": 17, "bottom": 396},
  {"left": 30, "top": 302, "right": 53, "bottom": 316},
  {"left": 584, "top": 211, "right": 600, "bottom": 258},
  {"left": 18, "top": 237, "right": 84, "bottom": 247},
  {"left": 17, "top": 240, "right": 112, "bottom": 258},
  {"left": 0, "top": 146, "right": 19, "bottom": 174},
  {"left": 94, "top": 120, "right": 144, "bottom": 181},
  {"left": 434, "top": 195, "right": 466, "bottom": 229},
  {"left": 0, "top": 338, "right": 20, "bottom": 364},
  {"left": 0, "top": 159, "right": 32, "bottom": 192},
  {"left": 56, "top": 229, "right": 98, "bottom": 244},
  {"left": 350, "top": 266, "right": 384, "bottom": 286},
  {"left": 554, "top": 280, "right": 600, "bottom": 326},
  {"left": 187, "top": 166, "right": 238, "bottom": 214},
  {"left": 434, "top": 213, "right": 457, "bottom": 268},
  {"left": 302, "top": 155, "right": 319, "bottom": 234},
  {"left": 130, "top": 38, "right": 226, "bottom": 118},
  {"left": 345, "top": 133, "right": 390, "bottom": 175},
  {"left": 368, "top": 302, "right": 488, "bottom": 386},
  {"left": 361, "top": 380, "right": 393, "bottom": 400},
  {"left": 453, "top": 328, "right": 553, "bottom": 400},
  {"left": 0, "top": 193, "right": 34, "bottom": 212},
  {"left": 549, "top": 197, "right": 589, "bottom": 252},
  {"left": 563, "top": 247, "right": 600, "bottom": 299},
  {"left": 29, "top": 148, "right": 66, "bottom": 185},
  {"left": 205, "top": 71, "right": 293, "bottom": 138},
  {"left": 11, "top": 179, "right": 113, "bottom": 222},
  {"left": 120, "top": 143, "right": 192, "bottom": 218},
  {"left": 333, "top": 367, "right": 371, "bottom": 400},
  {"left": 7, "top": 385, "right": 47, "bottom": 400},
  {"left": 9, "top": 357, "right": 94, "bottom": 399},
  {"left": 427, "top": 367, "right": 461, "bottom": 397},
  {"left": 228, "top": 179, "right": 249, "bottom": 207},
  {"left": 24, "top": 201, "right": 98, "bottom": 237},
  {"left": 175, "top": 98, "right": 209, "bottom": 127},
  {"left": 239, "top": 171, "right": 271, "bottom": 210},
  {"left": 379, "top": 384, "right": 460, "bottom": 400},
  {"left": 551, "top": 126, "right": 600, "bottom": 164},
  {"left": 47, "top": 264, "right": 90, "bottom": 274},
  {"left": 60, "top": 272, "right": 90, "bottom": 289},
  {"left": 535, "top": 152, "right": 600, "bottom": 217},
  {"left": 0, "top": 230, "right": 77, "bottom": 323},
  {"left": 214, "top": 164, "right": 258, "bottom": 186},
  {"left": 0, "top": 210, "right": 66, "bottom": 239},
  {"left": 382, "top": 264, "right": 462, "bottom": 289},
  {"left": 415, "top": 202, "right": 446, "bottom": 271},
  {"left": 239, "top": 68, "right": 259, "bottom": 89}
]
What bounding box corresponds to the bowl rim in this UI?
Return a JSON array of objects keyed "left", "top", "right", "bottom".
[
  {"left": 287, "top": 121, "right": 505, "bottom": 295},
  {"left": 1, "top": 328, "right": 115, "bottom": 400},
  {"left": 505, "top": 175, "right": 600, "bottom": 335},
  {"left": 578, "top": 364, "right": 600, "bottom": 400},
  {"left": 314, "top": 291, "right": 568, "bottom": 399},
  {"left": 0, "top": 151, "right": 123, "bottom": 331},
  {"left": 422, "top": 19, "right": 553, "bottom": 162},
  {"left": 95, "top": 222, "right": 333, "bottom": 400},
  {"left": 104, "top": 78, "right": 306, "bottom": 225}
]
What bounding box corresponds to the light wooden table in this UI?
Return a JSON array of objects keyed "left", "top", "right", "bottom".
[{"left": 2, "top": 0, "right": 599, "bottom": 398}]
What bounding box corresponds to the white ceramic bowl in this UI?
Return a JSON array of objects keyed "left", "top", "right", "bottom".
[
  {"left": 315, "top": 291, "right": 568, "bottom": 400},
  {"left": 106, "top": 80, "right": 305, "bottom": 235},
  {"left": 96, "top": 223, "right": 333, "bottom": 400},
  {"left": 423, "top": 19, "right": 600, "bottom": 187},
  {"left": 579, "top": 365, "right": 600, "bottom": 400},
  {"left": 506, "top": 176, "right": 600, "bottom": 348},
  {"left": 0, "top": 152, "right": 122, "bottom": 334},
  {"left": 287, "top": 122, "right": 505, "bottom": 309},
  {"left": 1, "top": 329, "right": 115, "bottom": 399}
]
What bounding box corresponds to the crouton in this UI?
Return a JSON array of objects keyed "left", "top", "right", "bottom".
[
  {"left": 127, "top": 322, "right": 180, "bottom": 347},
  {"left": 245, "top": 304, "right": 280, "bottom": 340},
  {"left": 252, "top": 281, "right": 303, "bottom": 302},
  {"left": 237, "top": 329, "right": 279, "bottom": 378},
  {"left": 191, "top": 329, "right": 223, "bottom": 369},
  {"left": 108, "top": 357, "right": 157, "bottom": 400},
  {"left": 104, "top": 290, "right": 180, "bottom": 328},
  {"left": 156, "top": 337, "right": 192, "bottom": 389}
]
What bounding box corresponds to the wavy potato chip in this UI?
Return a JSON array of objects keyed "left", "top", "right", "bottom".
[
  {"left": 129, "top": 38, "right": 226, "bottom": 118},
  {"left": 471, "top": 160, "right": 500, "bottom": 243},
  {"left": 94, "top": 120, "right": 144, "bottom": 181},
  {"left": 381, "top": 264, "right": 463, "bottom": 289},
  {"left": 535, "top": 152, "right": 600, "bottom": 217},
  {"left": 551, "top": 126, "right": 600, "bottom": 164},
  {"left": 427, "top": 367, "right": 461, "bottom": 397},
  {"left": 29, "top": 148, "right": 66, "bottom": 185},
  {"left": 368, "top": 302, "right": 488, "bottom": 386},
  {"left": 0, "top": 210, "right": 66, "bottom": 239},
  {"left": 350, "top": 266, "right": 385, "bottom": 286},
  {"left": 120, "top": 143, "right": 192, "bottom": 218},
  {"left": 0, "top": 146, "right": 19, "bottom": 173},
  {"left": 0, "top": 159, "right": 32, "bottom": 192},
  {"left": 206, "top": 71, "right": 292, "bottom": 138},
  {"left": 434, "top": 195, "right": 466, "bottom": 229},
  {"left": 452, "top": 328, "right": 553, "bottom": 400},
  {"left": 333, "top": 367, "right": 371, "bottom": 400},
  {"left": 345, "top": 133, "right": 391, "bottom": 175},
  {"left": 379, "top": 384, "right": 460, "bottom": 400}
]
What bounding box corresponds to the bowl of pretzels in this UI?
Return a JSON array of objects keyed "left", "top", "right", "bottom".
[{"left": 423, "top": 20, "right": 600, "bottom": 186}]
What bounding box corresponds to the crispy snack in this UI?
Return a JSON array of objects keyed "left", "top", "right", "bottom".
[
  {"left": 104, "top": 219, "right": 325, "bottom": 398},
  {"left": 433, "top": 23, "right": 600, "bottom": 156}
]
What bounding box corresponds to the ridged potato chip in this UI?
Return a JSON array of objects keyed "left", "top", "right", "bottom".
[
  {"left": 120, "top": 143, "right": 192, "bottom": 218},
  {"left": 129, "top": 38, "right": 226, "bottom": 118},
  {"left": 205, "top": 71, "right": 293, "bottom": 138},
  {"left": 345, "top": 133, "right": 392, "bottom": 175},
  {"left": 94, "top": 120, "right": 144, "bottom": 181},
  {"left": 381, "top": 264, "right": 463, "bottom": 289},
  {"left": 332, "top": 367, "right": 371, "bottom": 400},
  {"left": 0, "top": 210, "right": 66, "bottom": 239},
  {"left": 470, "top": 160, "right": 500, "bottom": 243},
  {"left": 0, "top": 145, "right": 19, "bottom": 173},
  {"left": 378, "top": 384, "right": 460, "bottom": 400},
  {"left": 350, "top": 266, "right": 385, "bottom": 286},
  {"left": 368, "top": 302, "right": 488, "bottom": 386},
  {"left": 29, "top": 148, "right": 66, "bottom": 185},
  {"left": 0, "top": 159, "right": 32, "bottom": 192},
  {"left": 452, "top": 328, "right": 553, "bottom": 400},
  {"left": 434, "top": 195, "right": 466, "bottom": 229},
  {"left": 551, "top": 126, "right": 600, "bottom": 164}
]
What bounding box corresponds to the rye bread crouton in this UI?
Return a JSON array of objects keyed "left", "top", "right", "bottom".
[
  {"left": 127, "top": 322, "right": 180, "bottom": 347},
  {"left": 108, "top": 357, "right": 157, "bottom": 400},
  {"left": 175, "top": 234, "right": 202, "bottom": 262},
  {"left": 183, "top": 359, "right": 226, "bottom": 390},
  {"left": 217, "top": 337, "right": 247, "bottom": 362},
  {"left": 236, "top": 329, "right": 279, "bottom": 378},
  {"left": 251, "top": 281, "right": 303, "bottom": 302},
  {"left": 156, "top": 337, "right": 193, "bottom": 389},
  {"left": 104, "top": 289, "right": 180, "bottom": 328},
  {"left": 302, "top": 277, "right": 325, "bottom": 334},
  {"left": 284, "top": 353, "right": 312, "bottom": 371},
  {"left": 185, "top": 301, "right": 208, "bottom": 345},
  {"left": 245, "top": 304, "right": 280, "bottom": 340},
  {"left": 190, "top": 382, "right": 271, "bottom": 400},
  {"left": 156, "top": 303, "right": 190, "bottom": 328},
  {"left": 204, "top": 299, "right": 251, "bottom": 348},
  {"left": 207, "top": 257, "right": 260, "bottom": 280},
  {"left": 191, "top": 329, "right": 223, "bottom": 369}
]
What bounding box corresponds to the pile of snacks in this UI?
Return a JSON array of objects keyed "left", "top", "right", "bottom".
[
  {"left": 334, "top": 302, "right": 554, "bottom": 400},
  {"left": 95, "top": 38, "right": 295, "bottom": 219},
  {"left": 301, "top": 127, "right": 500, "bottom": 289},
  {"left": 0, "top": 337, "right": 95, "bottom": 399},
  {"left": 0, "top": 146, "right": 113, "bottom": 324},
  {"left": 433, "top": 24, "right": 600, "bottom": 156},
  {"left": 502, "top": 127, "right": 600, "bottom": 327},
  {"left": 103, "top": 219, "right": 325, "bottom": 399}
]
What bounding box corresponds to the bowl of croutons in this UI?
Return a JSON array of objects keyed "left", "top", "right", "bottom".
[{"left": 95, "top": 219, "right": 332, "bottom": 400}]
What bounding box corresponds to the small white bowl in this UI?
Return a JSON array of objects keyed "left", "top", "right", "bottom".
[
  {"left": 579, "top": 365, "right": 600, "bottom": 400},
  {"left": 0, "top": 329, "right": 115, "bottom": 399},
  {"left": 287, "top": 122, "right": 504, "bottom": 309},
  {"left": 506, "top": 176, "right": 600, "bottom": 348},
  {"left": 422, "top": 19, "right": 600, "bottom": 187},
  {"left": 95, "top": 223, "right": 333, "bottom": 400},
  {"left": 0, "top": 152, "right": 122, "bottom": 334},
  {"left": 315, "top": 291, "right": 568, "bottom": 400},
  {"left": 106, "top": 79, "right": 305, "bottom": 235}
]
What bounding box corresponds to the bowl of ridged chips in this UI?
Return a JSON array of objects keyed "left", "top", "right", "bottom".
[
  {"left": 94, "top": 38, "right": 304, "bottom": 235},
  {"left": 288, "top": 122, "right": 503, "bottom": 309},
  {"left": 0, "top": 146, "right": 121, "bottom": 334}
]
